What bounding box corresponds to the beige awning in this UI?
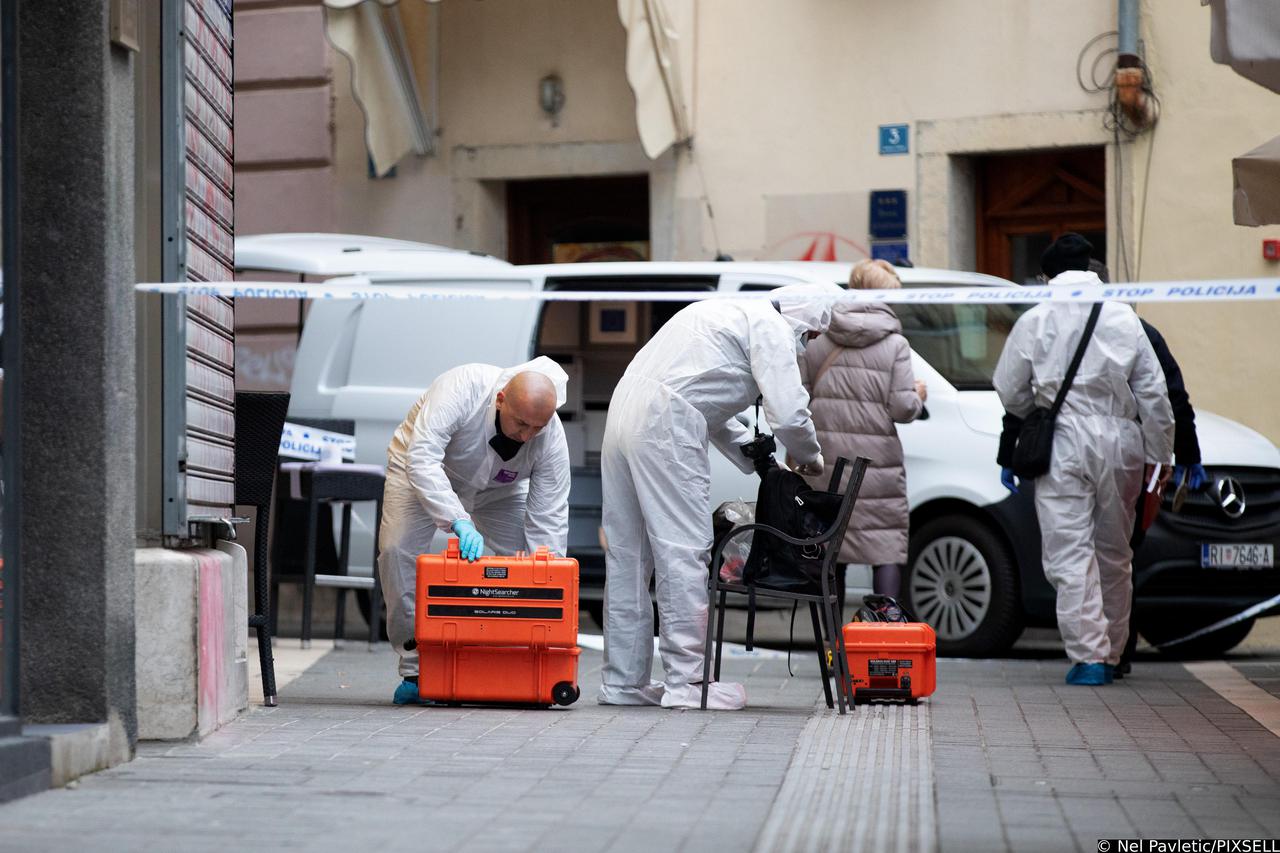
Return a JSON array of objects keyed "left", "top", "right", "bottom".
[
  {"left": 1233, "top": 134, "right": 1280, "bottom": 226},
  {"left": 617, "top": 0, "right": 692, "bottom": 159},
  {"left": 324, "top": 0, "right": 437, "bottom": 177},
  {"left": 1204, "top": 0, "right": 1280, "bottom": 94},
  {"left": 323, "top": 0, "right": 691, "bottom": 175}
]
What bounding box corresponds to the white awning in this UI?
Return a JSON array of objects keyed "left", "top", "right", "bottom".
[
  {"left": 324, "top": 0, "right": 437, "bottom": 177},
  {"left": 1204, "top": 0, "right": 1280, "bottom": 94},
  {"left": 1233, "top": 134, "right": 1280, "bottom": 226},
  {"left": 617, "top": 0, "right": 693, "bottom": 158},
  {"left": 323, "top": 0, "right": 691, "bottom": 175}
]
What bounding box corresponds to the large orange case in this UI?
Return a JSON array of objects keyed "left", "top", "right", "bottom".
[
  {"left": 414, "top": 538, "right": 581, "bottom": 706},
  {"left": 842, "top": 622, "right": 936, "bottom": 704}
]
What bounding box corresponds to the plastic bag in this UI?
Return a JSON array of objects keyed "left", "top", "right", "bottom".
[{"left": 712, "top": 499, "right": 755, "bottom": 583}]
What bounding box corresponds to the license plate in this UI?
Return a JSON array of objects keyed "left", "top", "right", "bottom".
[{"left": 1200, "top": 543, "right": 1274, "bottom": 569}]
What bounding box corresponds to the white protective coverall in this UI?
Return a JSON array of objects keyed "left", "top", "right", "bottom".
[
  {"left": 599, "top": 285, "right": 837, "bottom": 709},
  {"left": 377, "top": 357, "right": 572, "bottom": 677},
  {"left": 993, "top": 270, "right": 1174, "bottom": 666}
]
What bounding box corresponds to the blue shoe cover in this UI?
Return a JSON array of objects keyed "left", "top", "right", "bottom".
[
  {"left": 1065, "top": 663, "right": 1109, "bottom": 686},
  {"left": 393, "top": 679, "right": 430, "bottom": 705},
  {"left": 1103, "top": 664, "right": 1116, "bottom": 684}
]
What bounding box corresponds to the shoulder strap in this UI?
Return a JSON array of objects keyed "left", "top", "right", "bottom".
[
  {"left": 810, "top": 344, "right": 845, "bottom": 394},
  {"left": 1049, "top": 302, "right": 1103, "bottom": 417}
]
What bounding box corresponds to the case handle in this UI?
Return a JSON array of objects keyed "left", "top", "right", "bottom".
[{"left": 534, "top": 545, "right": 550, "bottom": 584}]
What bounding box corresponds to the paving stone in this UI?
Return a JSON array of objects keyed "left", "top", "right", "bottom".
[
  {"left": 932, "top": 658, "right": 1280, "bottom": 848},
  {"left": 4, "top": 638, "right": 1279, "bottom": 851}
]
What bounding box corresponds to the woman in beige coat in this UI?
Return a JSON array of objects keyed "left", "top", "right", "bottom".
[{"left": 799, "top": 260, "right": 926, "bottom": 598}]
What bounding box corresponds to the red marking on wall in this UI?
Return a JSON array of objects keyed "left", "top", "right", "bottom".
[
  {"left": 765, "top": 231, "right": 871, "bottom": 262},
  {"left": 197, "top": 552, "right": 225, "bottom": 730}
]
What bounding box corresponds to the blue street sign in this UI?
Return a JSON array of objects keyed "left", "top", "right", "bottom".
[
  {"left": 869, "top": 190, "right": 908, "bottom": 240},
  {"left": 871, "top": 241, "right": 910, "bottom": 265},
  {"left": 878, "top": 124, "right": 909, "bottom": 155}
]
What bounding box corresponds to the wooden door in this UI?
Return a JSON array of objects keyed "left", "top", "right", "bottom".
[{"left": 976, "top": 148, "right": 1106, "bottom": 283}]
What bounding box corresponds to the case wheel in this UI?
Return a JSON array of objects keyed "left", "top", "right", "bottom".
[{"left": 552, "top": 681, "right": 578, "bottom": 706}]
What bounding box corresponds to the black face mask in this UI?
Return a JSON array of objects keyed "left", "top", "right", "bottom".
[{"left": 489, "top": 408, "right": 524, "bottom": 461}]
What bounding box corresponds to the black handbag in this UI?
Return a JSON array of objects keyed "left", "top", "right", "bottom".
[
  {"left": 741, "top": 465, "right": 842, "bottom": 593},
  {"left": 1010, "top": 303, "right": 1103, "bottom": 480}
]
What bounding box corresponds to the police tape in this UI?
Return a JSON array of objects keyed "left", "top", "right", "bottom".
[
  {"left": 136, "top": 276, "right": 1280, "bottom": 305},
  {"left": 1156, "top": 591, "right": 1280, "bottom": 649}
]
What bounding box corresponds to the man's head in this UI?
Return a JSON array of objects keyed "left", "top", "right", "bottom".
[
  {"left": 1040, "top": 232, "right": 1094, "bottom": 280},
  {"left": 495, "top": 371, "right": 558, "bottom": 442}
]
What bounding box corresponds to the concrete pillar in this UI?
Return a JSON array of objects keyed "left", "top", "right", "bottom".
[
  {"left": 135, "top": 544, "right": 248, "bottom": 741},
  {"left": 18, "top": 2, "right": 137, "bottom": 760}
]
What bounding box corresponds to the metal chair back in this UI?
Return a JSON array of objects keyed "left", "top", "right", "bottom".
[{"left": 702, "top": 455, "right": 871, "bottom": 713}]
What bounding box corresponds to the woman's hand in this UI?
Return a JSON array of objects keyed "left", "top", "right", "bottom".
[{"left": 915, "top": 380, "right": 928, "bottom": 402}]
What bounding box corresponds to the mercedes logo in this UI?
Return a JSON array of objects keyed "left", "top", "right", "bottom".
[{"left": 1215, "top": 477, "right": 1247, "bottom": 519}]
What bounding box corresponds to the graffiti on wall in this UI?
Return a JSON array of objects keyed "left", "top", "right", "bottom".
[{"left": 765, "top": 231, "right": 870, "bottom": 262}]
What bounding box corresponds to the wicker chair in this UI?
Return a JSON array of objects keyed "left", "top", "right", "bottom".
[{"left": 234, "top": 391, "right": 291, "bottom": 707}]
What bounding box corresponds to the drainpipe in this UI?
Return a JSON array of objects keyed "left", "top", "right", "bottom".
[
  {"left": 1115, "top": 0, "right": 1154, "bottom": 128},
  {"left": 1117, "top": 0, "right": 1139, "bottom": 65}
]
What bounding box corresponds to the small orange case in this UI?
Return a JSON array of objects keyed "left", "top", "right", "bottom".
[
  {"left": 842, "top": 622, "right": 936, "bottom": 704},
  {"left": 415, "top": 538, "right": 581, "bottom": 706}
]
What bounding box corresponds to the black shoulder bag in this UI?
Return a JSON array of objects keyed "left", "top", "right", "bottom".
[
  {"left": 734, "top": 398, "right": 842, "bottom": 593},
  {"left": 1010, "top": 303, "right": 1103, "bottom": 480}
]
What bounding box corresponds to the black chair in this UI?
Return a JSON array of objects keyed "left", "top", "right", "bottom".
[
  {"left": 271, "top": 418, "right": 385, "bottom": 650},
  {"left": 234, "top": 391, "right": 291, "bottom": 708},
  {"left": 702, "top": 456, "right": 870, "bottom": 714}
]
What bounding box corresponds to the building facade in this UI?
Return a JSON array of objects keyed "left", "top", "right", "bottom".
[
  {"left": 2, "top": 0, "right": 248, "bottom": 803},
  {"left": 235, "top": 0, "right": 1280, "bottom": 445}
]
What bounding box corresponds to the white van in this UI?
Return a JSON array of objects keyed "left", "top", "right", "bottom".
[{"left": 237, "top": 236, "right": 1280, "bottom": 657}]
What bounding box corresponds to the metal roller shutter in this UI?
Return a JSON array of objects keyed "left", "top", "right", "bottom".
[{"left": 164, "top": 0, "right": 236, "bottom": 535}]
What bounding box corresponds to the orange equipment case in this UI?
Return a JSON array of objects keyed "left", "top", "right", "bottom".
[
  {"left": 414, "top": 538, "right": 581, "bottom": 707},
  {"left": 842, "top": 622, "right": 936, "bottom": 705}
]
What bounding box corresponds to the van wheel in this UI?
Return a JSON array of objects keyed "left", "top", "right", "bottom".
[
  {"left": 1140, "top": 614, "right": 1254, "bottom": 659},
  {"left": 905, "top": 516, "right": 1023, "bottom": 657}
]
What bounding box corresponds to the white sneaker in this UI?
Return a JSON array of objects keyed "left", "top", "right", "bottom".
[
  {"left": 597, "top": 680, "right": 665, "bottom": 706},
  {"left": 661, "top": 681, "right": 747, "bottom": 710}
]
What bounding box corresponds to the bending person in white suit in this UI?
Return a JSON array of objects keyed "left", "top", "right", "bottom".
[
  {"left": 378, "top": 357, "right": 571, "bottom": 705},
  {"left": 599, "top": 284, "right": 837, "bottom": 710}
]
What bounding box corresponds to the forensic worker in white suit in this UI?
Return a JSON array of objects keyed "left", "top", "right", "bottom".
[
  {"left": 599, "top": 284, "right": 838, "bottom": 710},
  {"left": 378, "top": 357, "right": 571, "bottom": 705},
  {"left": 993, "top": 234, "right": 1173, "bottom": 686}
]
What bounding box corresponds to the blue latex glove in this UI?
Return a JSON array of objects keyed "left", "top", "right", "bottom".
[
  {"left": 452, "top": 519, "right": 484, "bottom": 562},
  {"left": 1000, "top": 467, "right": 1019, "bottom": 495},
  {"left": 1175, "top": 463, "right": 1209, "bottom": 491}
]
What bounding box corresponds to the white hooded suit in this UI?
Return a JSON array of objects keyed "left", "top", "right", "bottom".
[
  {"left": 598, "top": 286, "right": 836, "bottom": 708},
  {"left": 993, "top": 270, "right": 1174, "bottom": 666},
  {"left": 377, "top": 357, "right": 571, "bottom": 677}
]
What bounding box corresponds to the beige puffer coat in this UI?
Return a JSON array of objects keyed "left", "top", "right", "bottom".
[{"left": 801, "top": 302, "right": 922, "bottom": 564}]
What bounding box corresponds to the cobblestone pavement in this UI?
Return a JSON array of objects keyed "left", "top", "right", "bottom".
[
  {"left": 933, "top": 657, "right": 1280, "bottom": 853},
  {"left": 1, "top": 625, "right": 1278, "bottom": 852},
  {"left": 0, "top": 644, "right": 831, "bottom": 853},
  {"left": 1235, "top": 661, "right": 1280, "bottom": 699}
]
